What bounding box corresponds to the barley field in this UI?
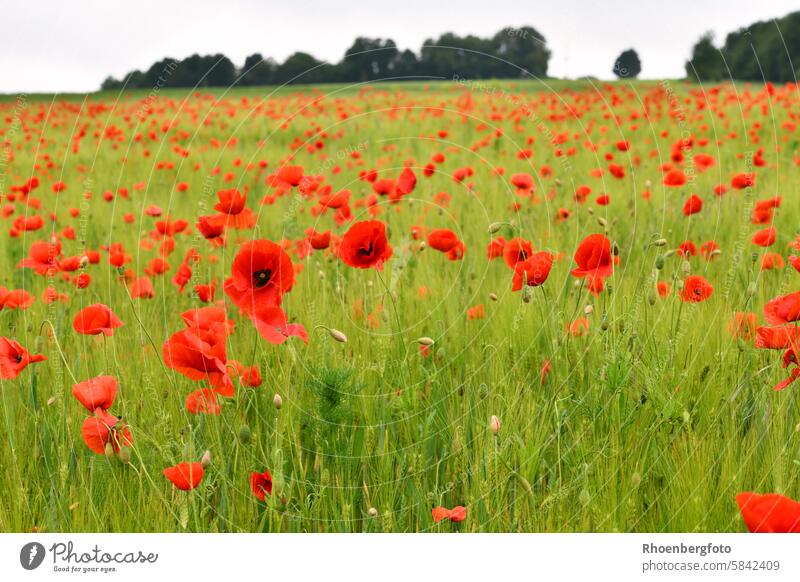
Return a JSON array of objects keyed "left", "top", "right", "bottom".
[{"left": 1, "top": 79, "right": 798, "bottom": 533}]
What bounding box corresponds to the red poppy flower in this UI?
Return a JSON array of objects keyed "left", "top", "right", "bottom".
[
  {"left": 73, "top": 304, "right": 124, "bottom": 336},
  {"left": 185, "top": 388, "right": 220, "bottom": 415},
  {"left": 662, "top": 168, "right": 687, "bottom": 187},
  {"left": 250, "top": 469, "right": 273, "bottom": 501},
  {"left": 731, "top": 173, "right": 755, "bottom": 190},
  {"left": 736, "top": 492, "right": 800, "bottom": 533},
  {"left": 427, "top": 229, "right": 460, "bottom": 253},
  {"left": 72, "top": 375, "right": 118, "bottom": 412},
  {"left": 18, "top": 240, "right": 61, "bottom": 275},
  {"left": 338, "top": 220, "right": 393, "bottom": 270},
  {"left": 683, "top": 194, "right": 703, "bottom": 216},
  {"left": 512, "top": 252, "right": 554, "bottom": 291},
  {"left": 487, "top": 236, "right": 507, "bottom": 260},
  {"left": 0, "top": 337, "right": 47, "bottom": 379},
  {"left": 196, "top": 215, "right": 226, "bottom": 247},
  {"left": 1, "top": 289, "right": 35, "bottom": 310},
  {"left": 764, "top": 292, "right": 800, "bottom": 325},
  {"left": 81, "top": 408, "right": 132, "bottom": 455},
  {"left": 680, "top": 275, "right": 713, "bottom": 302},
  {"left": 163, "top": 462, "right": 204, "bottom": 491},
  {"left": 752, "top": 227, "right": 776, "bottom": 247},
  {"left": 250, "top": 305, "right": 308, "bottom": 345},
  {"left": 502, "top": 238, "right": 533, "bottom": 268},
  {"left": 305, "top": 228, "right": 331, "bottom": 250},
  {"left": 728, "top": 312, "right": 758, "bottom": 341},
  {"left": 571, "top": 234, "right": 613, "bottom": 279},
  {"left": 432, "top": 506, "right": 466, "bottom": 523},
  {"left": 163, "top": 329, "right": 233, "bottom": 396},
  {"left": 224, "top": 239, "right": 295, "bottom": 313}
]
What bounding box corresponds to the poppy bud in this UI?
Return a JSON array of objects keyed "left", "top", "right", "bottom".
[
  {"left": 104, "top": 442, "right": 114, "bottom": 458},
  {"left": 489, "top": 415, "right": 501, "bottom": 434},
  {"left": 583, "top": 305, "right": 593, "bottom": 315},
  {"left": 489, "top": 292, "right": 498, "bottom": 301},
  {"left": 416, "top": 337, "right": 435, "bottom": 346},
  {"left": 273, "top": 393, "right": 283, "bottom": 409},
  {"left": 200, "top": 450, "right": 212, "bottom": 468},
  {"left": 367, "top": 507, "right": 379, "bottom": 517},
  {"left": 519, "top": 284, "right": 533, "bottom": 304},
  {"left": 645, "top": 179, "right": 652, "bottom": 188},
  {"left": 600, "top": 316, "right": 609, "bottom": 331},
  {"left": 318, "top": 270, "right": 325, "bottom": 280},
  {"left": 597, "top": 217, "right": 607, "bottom": 228},
  {"left": 329, "top": 328, "right": 348, "bottom": 343},
  {"left": 488, "top": 222, "right": 504, "bottom": 234},
  {"left": 663, "top": 249, "right": 675, "bottom": 258},
  {"left": 647, "top": 290, "right": 656, "bottom": 306},
  {"left": 555, "top": 178, "right": 562, "bottom": 186},
  {"left": 79, "top": 255, "right": 90, "bottom": 268},
  {"left": 418, "top": 242, "right": 426, "bottom": 251},
  {"left": 612, "top": 242, "right": 619, "bottom": 256},
  {"left": 680, "top": 260, "right": 691, "bottom": 277},
  {"left": 654, "top": 255, "right": 665, "bottom": 270},
  {"left": 117, "top": 446, "right": 131, "bottom": 464},
  {"left": 587, "top": 206, "right": 594, "bottom": 215},
  {"left": 746, "top": 282, "right": 757, "bottom": 297},
  {"left": 238, "top": 424, "right": 252, "bottom": 444},
  {"left": 652, "top": 238, "right": 667, "bottom": 247}
]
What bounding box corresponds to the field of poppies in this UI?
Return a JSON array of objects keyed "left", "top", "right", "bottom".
[{"left": 1, "top": 79, "right": 800, "bottom": 533}]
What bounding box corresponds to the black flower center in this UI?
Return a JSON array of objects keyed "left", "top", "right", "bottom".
[
  {"left": 358, "top": 241, "right": 374, "bottom": 257},
  {"left": 254, "top": 269, "right": 273, "bottom": 289}
]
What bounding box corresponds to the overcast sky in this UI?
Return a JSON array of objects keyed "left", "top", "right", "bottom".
[{"left": 4, "top": 0, "right": 799, "bottom": 93}]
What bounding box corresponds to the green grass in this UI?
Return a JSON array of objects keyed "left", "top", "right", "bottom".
[{"left": 0, "top": 79, "right": 797, "bottom": 532}]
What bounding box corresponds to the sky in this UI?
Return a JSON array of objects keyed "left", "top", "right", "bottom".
[{"left": 3, "top": 0, "right": 799, "bottom": 93}]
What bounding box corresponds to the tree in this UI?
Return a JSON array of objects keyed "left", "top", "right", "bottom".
[
  {"left": 342, "top": 38, "right": 399, "bottom": 82},
  {"left": 613, "top": 49, "right": 641, "bottom": 79},
  {"left": 685, "top": 33, "right": 724, "bottom": 82}
]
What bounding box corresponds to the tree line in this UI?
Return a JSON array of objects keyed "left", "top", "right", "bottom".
[
  {"left": 686, "top": 11, "right": 800, "bottom": 82},
  {"left": 101, "top": 26, "right": 551, "bottom": 90}
]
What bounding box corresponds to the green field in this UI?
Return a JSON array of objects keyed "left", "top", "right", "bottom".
[{"left": 0, "top": 79, "right": 797, "bottom": 533}]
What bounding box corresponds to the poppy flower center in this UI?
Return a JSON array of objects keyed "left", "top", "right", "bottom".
[
  {"left": 15, "top": 354, "right": 22, "bottom": 363},
  {"left": 358, "top": 241, "right": 374, "bottom": 257},
  {"left": 253, "top": 269, "right": 273, "bottom": 288}
]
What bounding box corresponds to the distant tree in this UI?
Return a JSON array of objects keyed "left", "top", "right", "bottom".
[
  {"left": 389, "top": 49, "right": 420, "bottom": 79},
  {"left": 99, "top": 24, "right": 554, "bottom": 89},
  {"left": 491, "top": 26, "right": 550, "bottom": 78},
  {"left": 342, "top": 38, "right": 399, "bottom": 82},
  {"left": 275, "top": 52, "right": 329, "bottom": 85},
  {"left": 240, "top": 53, "right": 278, "bottom": 86},
  {"left": 685, "top": 33, "right": 724, "bottom": 82},
  {"left": 613, "top": 49, "right": 641, "bottom": 79}
]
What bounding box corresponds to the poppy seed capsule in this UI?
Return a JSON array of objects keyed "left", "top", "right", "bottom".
[
  {"left": 522, "top": 285, "right": 533, "bottom": 303},
  {"left": 273, "top": 393, "right": 283, "bottom": 409},
  {"left": 201, "top": 450, "right": 211, "bottom": 468},
  {"left": 489, "top": 415, "right": 501, "bottom": 434},
  {"left": 117, "top": 446, "right": 131, "bottom": 464},
  {"left": 329, "top": 328, "right": 348, "bottom": 343},
  {"left": 238, "top": 425, "right": 252, "bottom": 444},
  {"left": 488, "top": 222, "right": 503, "bottom": 234},
  {"left": 416, "top": 336, "right": 435, "bottom": 346}
]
